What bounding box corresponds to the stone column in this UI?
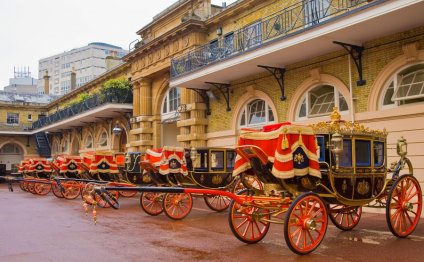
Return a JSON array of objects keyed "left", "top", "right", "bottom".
[{"left": 138, "top": 78, "right": 154, "bottom": 153}]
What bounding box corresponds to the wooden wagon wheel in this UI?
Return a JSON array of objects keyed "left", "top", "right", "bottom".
[
  {"left": 51, "top": 183, "right": 64, "bottom": 198},
  {"left": 27, "top": 181, "right": 36, "bottom": 194},
  {"left": 228, "top": 189, "right": 270, "bottom": 244},
  {"left": 328, "top": 204, "right": 362, "bottom": 231},
  {"left": 163, "top": 193, "right": 193, "bottom": 220},
  {"left": 62, "top": 181, "right": 82, "bottom": 200},
  {"left": 140, "top": 192, "right": 165, "bottom": 216},
  {"left": 34, "top": 183, "right": 52, "bottom": 195},
  {"left": 19, "top": 181, "right": 28, "bottom": 192},
  {"left": 203, "top": 194, "right": 231, "bottom": 212},
  {"left": 284, "top": 192, "right": 328, "bottom": 255},
  {"left": 386, "top": 174, "right": 422, "bottom": 238}
]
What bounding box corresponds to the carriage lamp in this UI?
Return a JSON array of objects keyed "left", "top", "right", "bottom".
[
  {"left": 125, "top": 154, "right": 131, "bottom": 164},
  {"left": 396, "top": 136, "right": 408, "bottom": 158},
  {"left": 331, "top": 132, "right": 343, "bottom": 170},
  {"left": 112, "top": 122, "right": 122, "bottom": 136},
  {"left": 190, "top": 147, "right": 198, "bottom": 162}
]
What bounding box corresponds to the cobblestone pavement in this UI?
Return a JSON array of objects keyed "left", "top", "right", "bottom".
[{"left": 0, "top": 183, "right": 423, "bottom": 262}]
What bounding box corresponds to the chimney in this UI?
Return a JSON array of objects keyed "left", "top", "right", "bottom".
[
  {"left": 70, "top": 67, "right": 76, "bottom": 91},
  {"left": 43, "top": 70, "right": 50, "bottom": 94}
]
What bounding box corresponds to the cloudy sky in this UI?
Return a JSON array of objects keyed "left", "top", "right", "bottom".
[{"left": 0, "top": 0, "right": 236, "bottom": 89}]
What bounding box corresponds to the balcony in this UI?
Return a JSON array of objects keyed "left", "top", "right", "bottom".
[
  {"left": 31, "top": 89, "right": 133, "bottom": 133},
  {"left": 170, "top": 0, "right": 424, "bottom": 88}
]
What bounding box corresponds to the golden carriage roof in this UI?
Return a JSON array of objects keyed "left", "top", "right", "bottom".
[{"left": 310, "top": 107, "right": 388, "bottom": 138}]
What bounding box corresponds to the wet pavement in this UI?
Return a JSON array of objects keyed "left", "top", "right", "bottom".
[{"left": 1, "top": 183, "right": 423, "bottom": 262}]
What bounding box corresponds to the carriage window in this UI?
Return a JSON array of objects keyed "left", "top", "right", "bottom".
[
  {"left": 226, "top": 151, "right": 236, "bottom": 170},
  {"left": 316, "top": 136, "right": 325, "bottom": 162},
  {"left": 355, "top": 140, "right": 371, "bottom": 167},
  {"left": 374, "top": 141, "right": 385, "bottom": 167},
  {"left": 211, "top": 151, "right": 224, "bottom": 171},
  {"left": 339, "top": 140, "right": 352, "bottom": 167}
]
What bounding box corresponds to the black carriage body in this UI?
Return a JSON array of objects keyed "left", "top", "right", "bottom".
[
  {"left": 123, "top": 152, "right": 152, "bottom": 184},
  {"left": 185, "top": 148, "right": 237, "bottom": 189},
  {"left": 315, "top": 132, "right": 388, "bottom": 206}
]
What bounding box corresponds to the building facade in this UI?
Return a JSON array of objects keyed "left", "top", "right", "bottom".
[
  {"left": 3, "top": 67, "right": 38, "bottom": 94},
  {"left": 37, "top": 42, "right": 128, "bottom": 95}
]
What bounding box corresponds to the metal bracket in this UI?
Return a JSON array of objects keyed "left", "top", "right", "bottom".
[
  {"left": 333, "top": 41, "right": 366, "bottom": 86},
  {"left": 190, "top": 89, "right": 211, "bottom": 115},
  {"left": 205, "top": 82, "right": 231, "bottom": 112},
  {"left": 257, "top": 65, "right": 286, "bottom": 100}
]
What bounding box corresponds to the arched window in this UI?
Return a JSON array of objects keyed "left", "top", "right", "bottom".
[
  {"left": 98, "top": 130, "right": 108, "bottom": 147},
  {"left": 85, "top": 134, "right": 93, "bottom": 149},
  {"left": 239, "top": 99, "right": 275, "bottom": 128},
  {"left": 0, "top": 143, "right": 22, "bottom": 154},
  {"left": 381, "top": 64, "right": 424, "bottom": 109},
  {"left": 162, "top": 87, "right": 180, "bottom": 114},
  {"left": 296, "top": 85, "right": 348, "bottom": 120}
]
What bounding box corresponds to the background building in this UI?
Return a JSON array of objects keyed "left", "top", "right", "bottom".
[
  {"left": 37, "top": 42, "right": 128, "bottom": 95},
  {"left": 3, "top": 67, "right": 38, "bottom": 94}
]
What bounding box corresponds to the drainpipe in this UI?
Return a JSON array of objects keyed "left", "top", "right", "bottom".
[{"left": 348, "top": 54, "right": 355, "bottom": 123}]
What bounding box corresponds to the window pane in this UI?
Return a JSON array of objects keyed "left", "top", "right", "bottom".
[
  {"left": 162, "top": 97, "right": 167, "bottom": 113},
  {"left": 240, "top": 111, "right": 246, "bottom": 126},
  {"left": 298, "top": 98, "right": 306, "bottom": 118},
  {"left": 339, "top": 93, "right": 348, "bottom": 111},
  {"left": 268, "top": 106, "right": 274, "bottom": 122},
  {"left": 401, "top": 74, "right": 414, "bottom": 84},
  {"left": 374, "top": 141, "right": 384, "bottom": 167},
  {"left": 356, "top": 140, "right": 371, "bottom": 167},
  {"left": 407, "top": 83, "right": 423, "bottom": 96},
  {"left": 248, "top": 99, "right": 266, "bottom": 125},
  {"left": 383, "top": 83, "right": 395, "bottom": 105},
  {"left": 211, "top": 151, "right": 224, "bottom": 170},
  {"left": 339, "top": 140, "right": 352, "bottom": 167}
]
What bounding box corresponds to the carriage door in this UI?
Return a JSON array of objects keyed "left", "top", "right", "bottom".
[
  {"left": 0, "top": 143, "right": 24, "bottom": 175},
  {"left": 161, "top": 87, "right": 180, "bottom": 147}
]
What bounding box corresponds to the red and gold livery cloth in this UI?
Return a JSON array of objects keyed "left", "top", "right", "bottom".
[
  {"left": 144, "top": 147, "right": 188, "bottom": 176},
  {"left": 17, "top": 160, "right": 30, "bottom": 173},
  {"left": 234, "top": 122, "right": 321, "bottom": 179},
  {"left": 59, "top": 156, "right": 83, "bottom": 174},
  {"left": 27, "top": 158, "right": 52, "bottom": 173},
  {"left": 88, "top": 153, "right": 119, "bottom": 174}
]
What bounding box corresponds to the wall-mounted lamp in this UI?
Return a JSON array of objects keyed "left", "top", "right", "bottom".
[
  {"left": 216, "top": 27, "right": 222, "bottom": 36},
  {"left": 112, "top": 121, "right": 122, "bottom": 136}
]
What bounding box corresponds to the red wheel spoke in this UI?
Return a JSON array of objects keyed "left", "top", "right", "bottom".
[
  {"left": 405, "top": 191, "right": 419, "bottom": 202},
  {"left": 236, "top": 218, "right": 249, "bottom": 230},
  {"left": 290, "top": 227, "right": 302, "bottom": 239}
]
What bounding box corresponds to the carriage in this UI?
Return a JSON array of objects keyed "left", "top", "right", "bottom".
[
  {"left": 90, "top": 108, "right": 421, "bottom": 255},
  {"left": 136, "top": 146, "right": 258, "bottom": 219}
]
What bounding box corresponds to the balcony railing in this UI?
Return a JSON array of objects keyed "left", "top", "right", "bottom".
[
  {"left": 0, "top": 122, "right": 32, "bottom": 132},
  {"left": 171, "top": 0, "right": 374, "bottom": 78},
  {"left": 32, "top": 89, "right": 132, "bottom": 130}
]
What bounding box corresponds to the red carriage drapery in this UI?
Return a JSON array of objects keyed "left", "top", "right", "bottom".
[
  {"left": 144, "top": 146, "right": 188, "bottom": 176},
  {"left": 59, "top": 156, "right": 83, "bottom": 174},
  {"left": 27, "top": 158, "right": 52, "bottom": 173},
  {"left": 234, "top": 122, "right": 321, "bottom": 179}
]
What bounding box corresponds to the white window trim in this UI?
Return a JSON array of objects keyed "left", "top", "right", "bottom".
[
  {"left": 161, "top": 87, "right": 180, "bottom": 122},
  {"left": 296, "top": 85, "right": 349, "bottom": 121},
  {"left": 239, "top": 99, "right": 275, "bottom": 129}
]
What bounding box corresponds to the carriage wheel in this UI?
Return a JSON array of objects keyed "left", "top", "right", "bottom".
[
  {"left": 328, "top": 204, "right": 362, "bottom": 231},
  {"left": 96, "top": 190, "right": 120, "bottom": 209},
  {"left": 140, "top": 192, "right": 165, "bottom": 216},
  {"left": 51, "top": 184, "right": 64, "bottom": 198},
  {"left": 62, "top": 181, "right": 82, "bottom": 200},
  {"left": 163, "top": 193, "right": 193, "bottom": 220},
  {"left": 119, "top": 190, "right": 137, "bottom": 198},
  {"left": 284, "top": 192, "right": 328, "bottom": 255},
  {"left": 203, "top": 194, "right": 231, "bottom": 212},
  {"left": 27, "top": 182, "right": 36, "bottom": 194},
  {"left": 386, "top": 175, "right": 422, "bottom": 238},
  {"left": 228, "top": 189, "right": 270, "bottom": 244},
  {"left": 233, "top": 175, "right": 263, "bottom": 194},
  {"left": 34, "top": 183, "right": 52, "bottom": 195},
  {"left": 19, "top": 181, "right": 28, "bottom": 192}
]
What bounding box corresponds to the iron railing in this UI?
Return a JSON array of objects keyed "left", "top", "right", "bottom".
[
  {"left": 32, "top": 89, "right": 132, "bottom": 130},
  {"left": 171, "top": 0, "right": 375, "bottom": 78}
]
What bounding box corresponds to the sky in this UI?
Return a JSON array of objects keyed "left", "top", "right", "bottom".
[{"left": 0, "top": 0, "right": 237, "bottom": 89}]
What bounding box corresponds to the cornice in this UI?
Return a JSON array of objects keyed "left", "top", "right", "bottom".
[{"left": 124, "top": 19, "right": 206, "bottom": 61}]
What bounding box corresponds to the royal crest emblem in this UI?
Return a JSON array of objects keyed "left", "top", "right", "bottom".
[
  {"left": 212, "top": 175, "right": 223, "bottom": 185},
  {"left": 357, "top": 180, "right": 370, "bottom": 195},
  {"left": 294, "top": 153, "right": 304, "bottom": 165}
]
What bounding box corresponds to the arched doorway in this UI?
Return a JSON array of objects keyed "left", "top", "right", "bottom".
[{"left": 0, "top": 143, "right": 24, "bottom": 174}]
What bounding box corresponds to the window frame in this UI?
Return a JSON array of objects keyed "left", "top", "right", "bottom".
[
  {"left": 239, "top": 98, "right": 275, "bottom": 129},
  {"left": 161, "top": 87, "right": 181, "bottom": 121},
  {"left": 6, "top": 112, "right": 19, "bottom": 126},
  {"left": 296, "top": 85, "right": 349, "bottom": 120}
]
